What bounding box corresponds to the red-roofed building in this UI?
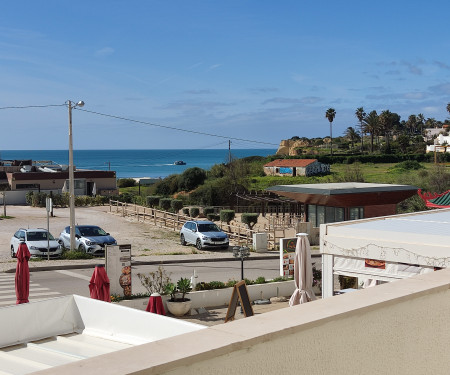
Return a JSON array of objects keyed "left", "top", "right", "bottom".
[{"left": 263, "top": 159, "right": 329, "bottom": 177}]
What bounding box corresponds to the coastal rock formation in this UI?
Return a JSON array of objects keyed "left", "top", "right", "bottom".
[{"left": 276, "top": 139, "right": 310, "bottom": 156}]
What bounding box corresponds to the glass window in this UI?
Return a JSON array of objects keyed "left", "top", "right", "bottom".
[
  {"left": 308, "top": 205, "right": 317, "bottom": 227},
  {"left": 317, "top": 205, "right": 325, "bottom": 226},
  {"left": 335, "top": 207, "right": 345, "bottom": 222},
  {"left": 349, "top": 207, "right": 364, "bottom": 220}
]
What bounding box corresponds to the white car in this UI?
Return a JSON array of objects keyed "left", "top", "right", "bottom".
[
  {"left": 59, "top": 225, "right": 117, "bottom": 255},
  {"left": 180, "top": 220, "right": 229, "bottom": 250},
  {"left": 10, "top": 228, "right": 62, "bottom": 258}
]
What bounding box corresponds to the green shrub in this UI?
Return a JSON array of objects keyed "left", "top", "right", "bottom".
[
  {"left": 220, "top": 209, "right": 235, "bottom": 224},
  {"left": 207, "top": 213, "right": 220, "bottom": 221},
  {"left": 182, "top": 208, "right": 190, "bottom": 216},
  {"left": 203, "top": 207, "right": 215, "bottom": 216},
  {"left": 241, "top": 213, "right": 259, "bottom": 230},
  {"left": 117, "top": 178, "right": 136, "bottom": 188},
  {"left": 146, "top": 195, "right": 161, "bottom": 208},
  {"left": 190, "top": 207, "right": 200, "bottom": 217},
  {"left": 226, "top": 280, "right": 238, "bottom": 287},
  {"left": 178, "top": 167, "right": 207, "bottom": 191},
  {"left": 171, "top": 199, "right": 183, "bottom": 213},
  {"left": 254, "top": 276, "right": 266, "bottom": 284},
  {"left": 61, "top": 250, "right": 94, "bottom": 260},
  {"left": 159, "top": 198, "right": 172, "bottom": 211},
  {"left": 207, "top": 281, "right": 226, "bottom": 289}
]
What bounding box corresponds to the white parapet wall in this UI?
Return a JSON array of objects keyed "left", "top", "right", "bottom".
[
  {"left": 119, "top": 280, "right": 296, "bottom": 310},
  {"left": 37, "top": 268, "right": 450, "bottom": 375}
]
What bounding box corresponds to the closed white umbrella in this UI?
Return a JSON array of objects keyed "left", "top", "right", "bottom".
[{"left": 289, "top": 233, "right": 317, "bottom": 306}]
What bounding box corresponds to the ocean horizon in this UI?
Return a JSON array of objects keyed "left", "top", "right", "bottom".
[{"left": 0, "top": 149, "right": 277, "bottom": 178}]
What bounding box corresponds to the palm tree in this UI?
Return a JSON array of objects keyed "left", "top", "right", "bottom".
[
  {"left": 325, "top": 108, "right": 336, "bottom": 156},
  {"left": 355, "top": 107, "right": 366, "bottom": 153},
  {"left": 378, "top": 110, "right": 400, "bottom": 151},
  {"left": 363, "top": 110, "right": 379, "bottom": 153},
  {"left": 344, "top": 127, "right": 360, "bottom": 149}
]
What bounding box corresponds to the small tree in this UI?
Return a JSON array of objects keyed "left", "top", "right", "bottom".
[
  {"left": 137, "top": 266, "right": 171, "bottom": 295},
  {"left": 241, "top": 213, "right": 259, "bottom": 230},
  {"left": 146, "top": 195, "right": 161, "bottom": 208},
  {"left": 182, "top": 207, "right": 190, "bottom": 216},
  {"left": 171, "top": 199, "right": 183, "bottom": 213},
  {"left": 207, "top": 213, "right": 220, "bottom": 222},
  {"left": 220, "top": 209, "right": 235, "bottom": 232},
  {"left": 159, "top": 198, "right": 172, "bottom": 211},
  {"left": 190, "top": 207, "right": 200, "bottom": 217},
  {"left": 203, "top": 207, "right": 215, "bottom": 216}
]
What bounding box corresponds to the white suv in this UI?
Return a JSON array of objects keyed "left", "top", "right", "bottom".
[
  {"left": 180, "top": 220, "right": 229, "bottom": 250},
  {"left": 10, "top": 228, "right": 62, "bottom": 258}
]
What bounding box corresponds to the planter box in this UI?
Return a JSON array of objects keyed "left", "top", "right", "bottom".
[{"left": 117, "top": 280, "right": 296, "bottom": 311}]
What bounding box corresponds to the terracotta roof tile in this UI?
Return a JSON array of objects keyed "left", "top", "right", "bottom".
[{"left": 264, "top": 159, "right": 317, "bottom": 168}]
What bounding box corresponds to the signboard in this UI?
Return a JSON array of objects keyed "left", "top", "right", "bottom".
[
  {"left": 106, "top": 244, "right": 132, "bottom": 297},
  {"left": 279, "top": 237, "right": 297, "bottom": 277},
  {"left": 224, "top": 280, "right": 254, "bottom": 323}
]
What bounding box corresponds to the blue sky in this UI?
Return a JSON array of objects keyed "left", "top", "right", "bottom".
[{"left": 0, "top": 0, "right": 449, "bottom": 150}]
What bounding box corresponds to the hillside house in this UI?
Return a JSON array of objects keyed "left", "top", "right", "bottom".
[{"left": 263, "top": 159, "right": 329, "bottom": 177}]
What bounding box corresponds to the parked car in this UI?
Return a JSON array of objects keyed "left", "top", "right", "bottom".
[
  {"left": 10, "top": 228, "right": 62, "bottom": 258},
  {"left": 180, "top": 220, "right": 229, "bottom": 250},
  {"left": 59, "top": 225, "right": 117, "bottom": 255}
]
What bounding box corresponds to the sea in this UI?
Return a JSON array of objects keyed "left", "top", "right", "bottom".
[{"left": 0, "top": 149, "right": 276, "bottom": 179}]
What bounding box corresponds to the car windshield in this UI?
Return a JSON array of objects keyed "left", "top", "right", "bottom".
[
  {"left": 27, "top": 231, "right": 55, "bottom": 241},
  {"left": 197, "top": 223, "right": 221, "bottom": 232},
  {"left": 79, "top": 226, "right": 107, "bottom": 237}
]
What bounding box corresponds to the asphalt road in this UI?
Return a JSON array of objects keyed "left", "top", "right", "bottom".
[{"left": 1, "top": 258, "right": 297, "bottom": 307}]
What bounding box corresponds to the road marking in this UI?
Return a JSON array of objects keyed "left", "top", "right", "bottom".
[
  {"left": 55, "top": 270, "right": 92, "bottom": 281},
  {"left": 0, "top": 287, "right": 48, "bottom": 295}
]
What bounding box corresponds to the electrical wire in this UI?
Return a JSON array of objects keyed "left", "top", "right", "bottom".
[
  {"left": 0, "top": 104, "right": 66, "bottom": 110},
  {"left": 76, "top": 107, "right": 279, "bottom": 147},
  {"left": 0, "top": 103, "right": 279, "bottom": 147}
]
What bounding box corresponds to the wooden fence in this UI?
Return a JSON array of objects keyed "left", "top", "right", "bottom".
[{"left": 108, "top": 200, "right": 296, "bottom": 250}]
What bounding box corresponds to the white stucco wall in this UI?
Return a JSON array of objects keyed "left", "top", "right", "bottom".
[{"left": 37, "top": 268, "right": 450, "bottom": 375}]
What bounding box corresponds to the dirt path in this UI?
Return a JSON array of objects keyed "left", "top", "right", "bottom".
[{"left": 0, "top": 205, "right": 215, "bottom": 265}]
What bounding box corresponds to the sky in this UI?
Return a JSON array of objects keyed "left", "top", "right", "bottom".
[{"left": 0, "top": 0, "right": 449, "bottom": 150}]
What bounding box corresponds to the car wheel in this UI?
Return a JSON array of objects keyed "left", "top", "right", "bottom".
[
  {"left": 196, "top": 239, "right": 203, "bottom": 250},
  {"left": 11, "top": 245, "right": 16, "bottom": 258},
  {"left": 59, "top": 240, "right": 65, "bottom": 250},
  {"left": 180, "top": 234, "right": 186, "bottom": 246},
  {"left": 78, "top": 244, "right": 86, "bottom": 253}
]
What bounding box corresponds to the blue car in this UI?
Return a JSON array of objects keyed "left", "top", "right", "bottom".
[{"left": 59, "top": 225, "right": 116, "bottom": 255}]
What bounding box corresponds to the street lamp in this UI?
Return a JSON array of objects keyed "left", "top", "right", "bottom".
[
  {"left": 232, "top": 246, "right": 250, "bottom": 280},
  {"left": 67, "top": 100, "right": 84, "bottom": 251}
]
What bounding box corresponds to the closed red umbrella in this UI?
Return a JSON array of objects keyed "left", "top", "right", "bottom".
[
  {"left": 146, "top": 293, "right": 166, "bottom": 315},
  {"left": 89, "top": 265, "right": 111, "bottom": 302},
  {"left": 15, "top": 242, "right": 31, "bottom": 304}
]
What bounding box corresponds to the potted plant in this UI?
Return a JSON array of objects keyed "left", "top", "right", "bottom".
[{"left": 165, "top": 277, "right": 192, "bottom": 316}]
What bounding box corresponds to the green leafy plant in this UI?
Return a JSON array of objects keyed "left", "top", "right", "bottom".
[
  {"left": 182, "top": 207, "right": 190, "bottom": 216},
  {"left": 61, "top": 250, "right": 94, "bottom": 260},
  {"left": 177, "top": 277, "right": 192, "bottom": 301},
  {"left": 165, "top": 283, "right": 177, "bottom": 301}
]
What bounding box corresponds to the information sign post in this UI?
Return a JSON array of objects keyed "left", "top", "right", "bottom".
[{"left": 106, "top": 244, "right": 132, "bottom": 297}]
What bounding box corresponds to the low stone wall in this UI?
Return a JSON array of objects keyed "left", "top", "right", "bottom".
[{"left": 118, "top": 280, "right": 296, "bottom": 311}]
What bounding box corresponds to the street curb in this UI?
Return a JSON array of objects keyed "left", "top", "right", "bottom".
[{"left": 4, "top": 253, "right": 321, "bottom": 273}]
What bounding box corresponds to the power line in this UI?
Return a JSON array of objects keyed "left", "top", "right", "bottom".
[
  {"left": 76, "top": 107, "right": 279, "bottom": 146},
  {"left": 0, "top": 103, "right": 279, "bottom": 147},
  {"left": 0, "top": 104, "right": 66, "bottom": 110}
]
